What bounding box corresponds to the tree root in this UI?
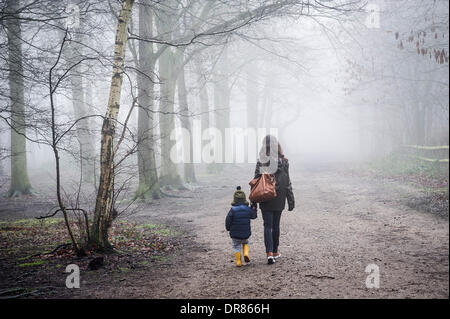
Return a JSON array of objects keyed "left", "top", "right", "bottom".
[
  {"left": 133, "top": 184, "right": 162, "bottom": 202},
  {"left": 30, "top": 243, "right": 73, "bottom": 258},
  {"left": 8, "top": 188, "right": 35, "bottom": 198}
]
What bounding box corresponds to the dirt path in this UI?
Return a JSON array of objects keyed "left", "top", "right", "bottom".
[{"left": 85, "top": 163, "right": 448, "bottom": 299}]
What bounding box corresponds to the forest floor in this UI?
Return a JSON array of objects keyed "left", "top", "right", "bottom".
[{"left": 0, "top": 160, "right": 448, "bottom": 299}]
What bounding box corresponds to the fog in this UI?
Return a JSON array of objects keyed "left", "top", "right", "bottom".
[{"left": 0, "top": 0, "right": 448, "bottom": 195}]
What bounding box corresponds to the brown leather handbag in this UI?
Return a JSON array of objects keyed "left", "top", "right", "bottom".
[{"left": 249, "top": 173, "right": 277, "bottom": 203}]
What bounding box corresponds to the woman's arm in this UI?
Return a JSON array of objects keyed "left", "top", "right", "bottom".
[
  {"left": 249, "top": 206, "right": 257, "bottom": 219},
  {"left": 285, "top": 160, "right": 295, "bottom": 211},
  {"left": 254, "top": 161, "right": 262, "bottom": 178}
]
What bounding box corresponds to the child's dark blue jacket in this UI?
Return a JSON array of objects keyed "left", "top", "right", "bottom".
[{"left": 225, "top": 204, "right": 257, "bottom": 239}]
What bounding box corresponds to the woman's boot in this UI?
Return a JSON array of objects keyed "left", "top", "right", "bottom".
[{"left": 267, "top": 252, "right": 275, "bottom": 265}]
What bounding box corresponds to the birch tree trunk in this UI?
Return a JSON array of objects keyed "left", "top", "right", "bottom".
[
  {"left": 135, "top": 3, "right": 161, "bottom": 200},
  {"left": 5, "top": 0, "right": 32, "bottom": 197},
  {"left": 90, "top": 0, "right": 134, "bottom": 250}
]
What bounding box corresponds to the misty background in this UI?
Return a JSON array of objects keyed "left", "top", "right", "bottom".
[{"left": 0, "top": 0, "right": 448, "bottom": 202}]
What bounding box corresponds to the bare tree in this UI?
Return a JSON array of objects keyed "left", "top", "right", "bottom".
[
  {"left": 133, "top": 1, "right": 161, "bottom": 200},
  {"left": 90, "top": 0, "right": 135, "bottom": 250},
  {"left": 4, "top": 0, "right": 32, "bottom": 197}
]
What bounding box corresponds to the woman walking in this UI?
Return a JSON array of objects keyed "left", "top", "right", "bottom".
[{"left": 254, "top": 135, "right": 295, "bottom": 265}]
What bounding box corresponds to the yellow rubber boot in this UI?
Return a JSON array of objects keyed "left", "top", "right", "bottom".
[
  {"left": 234, "top": 252, "right": 242, "bottom": 267},
  {"left": 243, "top": 244, "right": 250, "bottom": 263}
]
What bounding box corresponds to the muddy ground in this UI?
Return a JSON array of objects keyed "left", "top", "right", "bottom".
[{"left": 0, "top": 161, "right": 448, "bottom": 298}]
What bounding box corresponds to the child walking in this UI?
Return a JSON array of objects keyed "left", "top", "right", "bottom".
[{"left": 225, "top": 186, "right": 257, "bottom": 267}]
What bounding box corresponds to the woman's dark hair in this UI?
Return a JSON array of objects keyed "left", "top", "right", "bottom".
[{"left": 259, "top": 135, "right": 284, "bottom": 160}]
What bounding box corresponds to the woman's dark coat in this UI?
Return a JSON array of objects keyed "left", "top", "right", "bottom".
[{"left": 254, "top": 157, "right": 295, "bottom": 212}]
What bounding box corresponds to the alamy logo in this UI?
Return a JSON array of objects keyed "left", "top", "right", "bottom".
[
  {"left": 170, "top": 121, "right": 279, "bottom": 174},
  {"left": 65, "top": 264, "right": 80, "bottom": 289},
  {"left": 365, "top": 264, "right": 380, "bottom": 289}
]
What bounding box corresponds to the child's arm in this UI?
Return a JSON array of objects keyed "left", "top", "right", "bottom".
[{"left": 225, "top": 209, "right": 233, "bottom": 231}]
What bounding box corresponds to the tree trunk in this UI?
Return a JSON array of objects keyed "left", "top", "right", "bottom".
[
  {"left": 264, "top": 95, "right": 273, "bottom": 129},
  {"left": 68, "top": 53, "right": 96, "bottom": 182},
  {"left": 156, "top": 7, "right": 183, "bottom": 188},
  {"left": 84, "top": 68, "right": 98, "bottom": 185},
  {"left": 90, "top": 0, "right": 134, "bottom": 250},
  {"left": 213, "top": 49, "right": 230, "bottom": 171},
  {"left": 414, "top": 102, "right": 426, "bottom": 145},
  {"left": 245, "top": 62, "right": 259, "bottom": 162},
  {"left": 66, "top": 1, "right": 96, "bottom": 183},
  {"left": 260, "top": 72, "right": 273, "bottom": 129},
  {"left": 158, "top": 50, "right": 182, "bottom": 187},
  {"left": 246, "top": 63, "right": 259, "bottom": 129},
  {"left": 135, "top": 3, "right": 161, "bottom": 200},
  {"left": 177, "top": 63, "right": 197, "bottom": 183},
  {"left": 5, "top": 0, "right": 32, "bottom": 197},
  {"left": 195, "top": 62, "right": 210, "bottom": 142},
  {"left": 425, "top": 103, "right": 433, "bottom": 145}
]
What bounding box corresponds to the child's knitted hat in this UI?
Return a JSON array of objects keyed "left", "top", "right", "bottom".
[{"left": 232, "top": 186, "right": 249, "bottom": 206}]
